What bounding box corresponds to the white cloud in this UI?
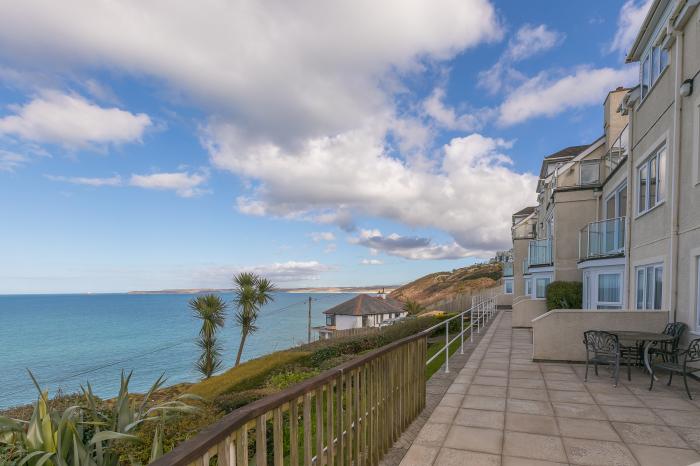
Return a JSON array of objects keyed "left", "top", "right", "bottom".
[
  {"left": 497, "top": 66, "right": 637, "bottom": 126},
  {"left": 208, "top": 124, "right": 536, "bottom": 255},
  {"left": 45, "top": 174, "right": 122, "bottom": 187},
  {"left": 422, "top": 88, "right": 488, "bottom": 131},
  {"left": 0, "top": 90, "right": 151, "bottom": 147},
  {"left": 324, "top": 243, "right": 337, "bottom": 254},
  {"left": 506, "top": 24, "right": 564, "bottom": 61},
  {"left": 0, "top": 0, "right": 502, "bottom": 146},
  {"left": 609, "top": 0, "right": 653, "bottom": 55},
  {"left": 478, "top": 24, "right": 563, "bottom": 95},
  {"left": 0, "top": 150, "right": 29, "bottom": 172},
  {"left": 309, "top": 232, "right": 336, "bottom": 242},
  {"left": 361, "top": 259, "right": 383, "bottom": 265},
  {"left": 129, "top": 171, "right": 208, "bottom": 198},
  {"left": 193, "top": 261, "right": 332, "bottom": 284}
]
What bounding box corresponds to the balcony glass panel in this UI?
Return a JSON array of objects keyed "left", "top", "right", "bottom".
[
  {"left": 580, "top": 217, "right": 625, "bottom": 260},
  {"left": 528, "top": 239, "right": 552, "bottom": 266},
  {"left": 502, "top": 262, "right": 513, "bottom": 277}
]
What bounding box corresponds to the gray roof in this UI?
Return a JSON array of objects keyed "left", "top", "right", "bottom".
[
  {"left": 543, "top": 145, "right": 590, "bottom": 160},
  {"left": 323, "top": 294, "right": 404, "bottom": 316},
  {"left": 513, "top": 206, "right": 536, "bottom": 217}
]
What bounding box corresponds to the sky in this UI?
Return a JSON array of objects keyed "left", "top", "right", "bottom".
[{"left": 0, "top": 0, "right": 652, "bottom": 294}]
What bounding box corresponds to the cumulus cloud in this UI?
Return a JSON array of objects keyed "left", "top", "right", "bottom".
[
  {"left": 422, "top": 88, "right": 489, "bottom": 131},
  {"left": 0, "top": 150, "right": 29, "bottom": 172},
  {"left": 0, "top": 0, "right": 502, "bottom": 147},
  {"left": 361, "top": 259, "right": 383, "bottom": 265},
  {"left": 309, "top": 232, "right": 336, "bottom": 242},
  {"left": 0, "top": 90, "right": 151, "bottom": 147},
  {"left": 609, "top": 0, "right": 653, "bottom": 55},
  {"left": 129, "top": 171, "right": 209, "bottom": 198},
  {"left": 497, "top": 66, "right": 637, "bottom": 126},
  {"left": 478, "top": 24, "right": 563, "bottom": 95},
  {"left": 208, "top": 125, "right": 536, "bottom": 254},
  {"left": 45, "top": 174, "right": 122, "bottom": 187}
]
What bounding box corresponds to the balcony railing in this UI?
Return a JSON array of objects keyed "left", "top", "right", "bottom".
[
  {"left": 552, "top": 160, "right": 601, "bottom": 189},
  {"left": 579, "top": 217, "right": 626, "bottom": 260},
  {"left": 528, "top": 238, "right": 553, "bottom": 266},
  {"left": 502, "top": 261, "right": 513, "bottom": 277},
  {"left": 603, "top": 125, "right": 629, "bottom": 179}
]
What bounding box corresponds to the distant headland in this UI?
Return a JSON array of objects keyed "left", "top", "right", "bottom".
[{"left": 127, "top": 286, "right": 399, "bottom": 295}]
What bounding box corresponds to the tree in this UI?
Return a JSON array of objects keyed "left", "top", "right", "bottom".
[
  {"left": 403, "top": 299, "right": 426, "bottom": 316},
  {"left": 190, "top": 294, "right": 227, "bottom": 378},
  {"left": 232, "top": 272, "right": 276, "bottom": 367}
]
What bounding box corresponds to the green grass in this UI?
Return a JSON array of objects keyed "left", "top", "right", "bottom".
[
  {"left": 189, "top": 350, "right": 311, "bottom": 399},
  {"left": 425, "top": 329, "right": 471, "bottom": 379}
]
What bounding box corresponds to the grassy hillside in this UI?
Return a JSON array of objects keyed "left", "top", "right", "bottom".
[{"left": 390, "top": 262, "right": 502, "bottom": 306}]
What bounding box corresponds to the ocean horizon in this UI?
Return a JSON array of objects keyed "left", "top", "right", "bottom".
[{"left": 0, "top": 291, "right": 356, "bottom": 409}]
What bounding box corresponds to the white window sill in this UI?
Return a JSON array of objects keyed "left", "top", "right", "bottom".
[{"left": 635, "top": 199, "right": 665, "bottom": 220}]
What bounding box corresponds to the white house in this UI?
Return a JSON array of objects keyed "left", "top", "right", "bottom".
[{"left": 317, "top": 293, "right": 407, "bottom": 338}]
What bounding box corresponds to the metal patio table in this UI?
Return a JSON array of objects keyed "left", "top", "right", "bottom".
[{"left": 607, "top": 330, "right": 675, "bottom": 380}]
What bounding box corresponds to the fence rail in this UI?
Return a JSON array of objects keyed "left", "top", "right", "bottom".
[{"left": 151, "top": 294, "right": 500, "bottom": 466}]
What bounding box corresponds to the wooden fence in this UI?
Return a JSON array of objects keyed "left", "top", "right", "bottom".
[
  {"left": 326, "top": 326, "right": 382, "bottom": 339},
  {"left": 150, "top": 331, "right": 427, "bottom": 466}
]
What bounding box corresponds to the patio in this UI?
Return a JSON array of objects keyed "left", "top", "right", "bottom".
[{"left": 399, "top": 311, "right": 700, "bottom": 466}]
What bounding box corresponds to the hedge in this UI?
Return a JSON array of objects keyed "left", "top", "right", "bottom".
[{"left": 546, "top": 281, "right": 583, "bottom": 310}]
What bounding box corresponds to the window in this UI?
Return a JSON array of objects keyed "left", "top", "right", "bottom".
[
  {"left": 638, "top": 146, "right": 666, "bottom": 214},
  {"left": 640, "top": 43, "right": 669, "bottom": 100},
  {"left": 525, "top": 278, "right": 532, "bottom": 296},
  {"left": 504, "top": 278, "right": 513, "bottom": 294},
  {"left": 597, "top": 273, "right": 622, "bottom": 309},
  {"left": 326, "top": 315, "right": 335, "bottom": 326},
  {"left": 535, "top": 277, "right": 551, "bottom": 299},
  {"left": 636, "top": 264, "right": 663, "bottom": 309}
]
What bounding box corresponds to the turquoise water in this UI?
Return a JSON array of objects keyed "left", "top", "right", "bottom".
[{"left": 0, "top": 292, "right": 355, "bottom": 409}]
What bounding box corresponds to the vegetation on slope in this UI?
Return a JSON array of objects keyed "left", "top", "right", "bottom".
[{"left": 390, "top": 262, "right": 502, "bottom": 306}]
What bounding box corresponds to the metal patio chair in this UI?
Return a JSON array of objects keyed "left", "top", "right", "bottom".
[
  {"left": 650, "top": 322, "right": 688, "bottom": 363},
  {"left": 583, "top": 330, "right": 621, "bottom": 387},
  {"left": 649, "top": 337, "right": 700, "bottom": 399}
]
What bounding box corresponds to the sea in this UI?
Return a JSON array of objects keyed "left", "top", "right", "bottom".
[{"left": 0, "top": 292, "right": 356, "bottom": 409}]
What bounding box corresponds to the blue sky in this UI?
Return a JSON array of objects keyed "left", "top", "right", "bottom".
[{"left": 0, "top": 0, "right": 650, "bottom": 293}]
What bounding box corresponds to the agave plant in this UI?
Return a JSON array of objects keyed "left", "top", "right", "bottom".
[{"left": 0, "top": 370, "right": 200, "bottom": 466}]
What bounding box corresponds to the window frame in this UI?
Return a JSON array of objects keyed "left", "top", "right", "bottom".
[
  {"left": 597, "top": 272, "right": 623, "bottom": 309},
  {"left": 637, "top": 144, "right": 667, "bottom": 216},
  {"left": 504, "top": 278, "right": 513, "bottom": 295},
  {"left": 535, "top": 277, "right": 551, "bottom": 299},
  {"left": 639, "top": 41, "right": 669, "bottom": 101},
  {"left": 525, "top": 278, "right": 532, "bottom": 297},
  {"left": 696, "top": 256, "right": 700, "bottom": 332},
  {"left": 635, "top": 263, "right": 664, "bottom": 310}
]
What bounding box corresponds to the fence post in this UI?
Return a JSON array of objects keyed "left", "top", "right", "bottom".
[
  {"left": 444, "top": 320, "right": 449, "bottom": 373},
  {"left": 469, "top": 308, "right": 474, "bottom": 344}
]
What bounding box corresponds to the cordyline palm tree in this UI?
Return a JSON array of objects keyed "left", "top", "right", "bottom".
[
  {"left": 403, "top": 299, "right": 425, "bottom": 316},
  {"left": 232, "top": 272, "right": 276, "bottom": 367},
  {"left": 190, "top": 294, "right": 227, "bottom": 378}
]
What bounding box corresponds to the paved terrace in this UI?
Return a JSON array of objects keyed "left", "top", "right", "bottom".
[{"left": 399, "top": 311, "right": 700, "bottom": 466}]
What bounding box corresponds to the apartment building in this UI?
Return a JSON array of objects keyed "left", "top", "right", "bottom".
[
  {"left": 621, "top": 0, "right": 700, "bottom": 333},
  {"left": 510, "top": 91, "right": 630, "bottom": 326},
  {"left": 511, "top": 0, "right": 699, "bottom": 338}
]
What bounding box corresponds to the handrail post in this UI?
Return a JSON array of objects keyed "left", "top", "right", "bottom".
[
  {"left": 444, "top": 321, "right": 450, "bottom": 373},
  {"left": 460, "top": 308, "right": 465, "bottom": 354},
  {"left": 469, "top": 308, "right": 474, "bottom": 344}
]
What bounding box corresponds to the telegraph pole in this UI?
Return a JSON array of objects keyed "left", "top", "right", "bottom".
[{"left": 307, "top": 296, "right": 312, "bottom": 343}]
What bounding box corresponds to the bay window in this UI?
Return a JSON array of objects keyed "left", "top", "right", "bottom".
[
  {"left": 505, "top": 278, "right": 513, "bottom": 294},
  {"left": 636, "top": 264, "right": 663, "bottom": 310},
  {"left": 638, "top": 146, "right": 666, "bottom": 214},
  {"left": 640, "top": 42, "right": 669, "bottom": 100}
]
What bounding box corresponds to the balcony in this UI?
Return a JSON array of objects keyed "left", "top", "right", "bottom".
[
  {"left": 552, "top": 159, "right": 601, "bottom": 189},
  {"left": 502, "top": 261, "right": 513, "bottom": 277},
  {"left": 603, "top": 125, "right": 629, "bottom": 179},
  {"left": 528, "top": 238, "right": 553, "bottom": 267},
  {"left": 579, "top": 217, "right": 626, "bottom": 260}
]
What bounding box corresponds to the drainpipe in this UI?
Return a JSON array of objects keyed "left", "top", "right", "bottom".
[
  {"left": 625, "top": 114, "right": 634, "bottom": 310},
  {"left": 668, "top": 24, "right": 684, "bottom": 323}
]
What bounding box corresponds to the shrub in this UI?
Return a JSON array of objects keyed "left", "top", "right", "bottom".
[
  {"left": 266, "top": 369, "right": 320, "bottom": 390},
  {"left": 213, "top": 388, "right": 277, "bottom": 413},
  {"left": 546, "top": 281, "right": 583, "bottom": 310}
]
